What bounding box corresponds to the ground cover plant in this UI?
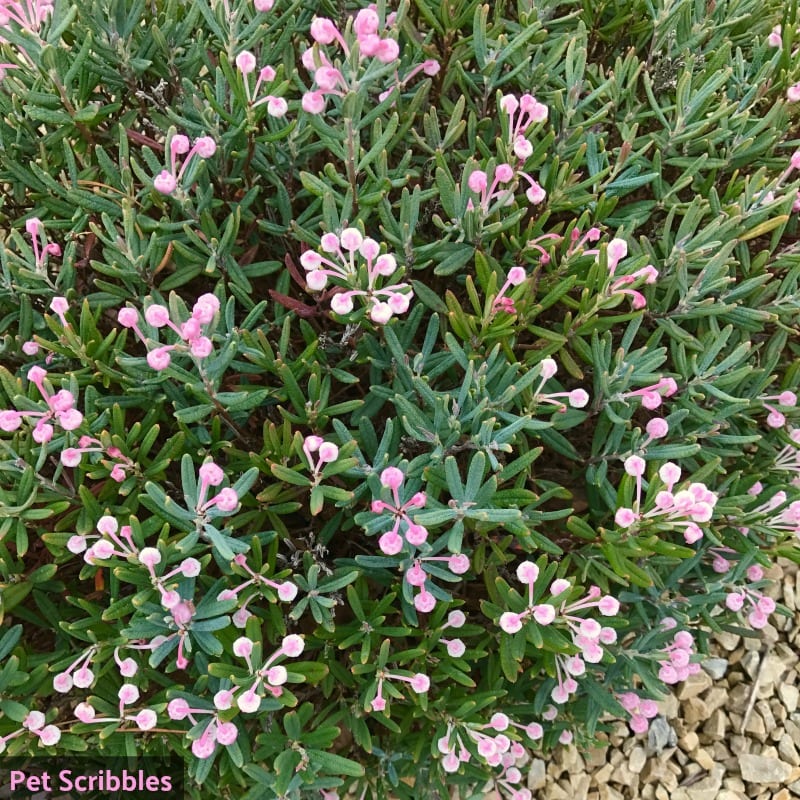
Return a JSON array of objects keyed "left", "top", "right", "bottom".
[{"left": 1, "top": 0, "right": 800, "bottom": 797}]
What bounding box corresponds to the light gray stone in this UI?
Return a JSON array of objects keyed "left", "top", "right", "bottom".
[{"left": 739, "top": 754, "right": 793, "bottom": 784}]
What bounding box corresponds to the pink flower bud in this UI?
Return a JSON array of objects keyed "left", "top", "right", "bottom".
[
  {"left": 24, "top": 710, "right": 46, "bottom": 731},
  {"left": 614, "top": 507, "right": 637, "bottom": 528},
  {"left": 658, "top": 462, "right": 681, "bottom": 486},
  {"left": 216, "top": 721, "right": 238, "bottom": 745},
  {"left": 302, "top": 91, "right": 326, "bottom": 114},
  {"left": 445, "top": 638, "right": 466, "bottom": 657},
  {"left": 154, "top": 170, "right": 177, "bottom": 194},
  {"left": 236, "top": 50, "right": 257, "bottom": 74},
  {"left": 53, "top": 672, "right": 73, "bottom": 692},
  {"left": 468, "top": 170, "right": 487, "bottom": 192},
  {"left": 598, "top": 595, "right": 620, "bottom": 615},
  {"left": 499, "top": 612, "right": 523, "bottom": 633},
  {"left": 379, "top": 531, "right": 403, "bottom": 555},
  {"left": 167, "top": 699, "right": 190, "bottom": 720},
  {"left": 449, "top": 554, "right": 470, "bottom": 574},
  {"left": 194, "top": 137, "right": 217, "bottom": 158},
  {"left": 171, "top": 602, "right": 194, "bottom": 626},
  {"left": 39, "top": 725, "right": 61, "bottom": 746},
  {"left": 281, "top": 634, "right": 305, "bottom": 657},
  {"left": 568, "top": 389, "right": 589, "bottom": 407},
  {"left": 550, "top": 578, "right": 570, "bottom": 595},
  {"left": 237, "top": 690, "right": 261, "bottom": 713},
  {"left": 414, "top": 590, "right": 436, "bottom": 612},
  {"left": 138, "top": 547, "right": 161, "bottom": 567},
  {"left": 354, "top": 8, "right": 379, "bottom": 36},
  {"left": 135, "top": 709, "right": 157, "bottom": 730},
  {"left": 171, "top": 134, "right": 190, "bottom": 154},
  {"left": 180, "top": 558, "right": 201, "bottom": 577},
  {"left": 117, "top": 307, "right": 139, "bottom": 328},
  {"left": 233, "top": 637, "right": 254, "bottom": 658},
  {"left": 380, "top": 466, "right": 404, "bottom": 489},
  {"left": 75, "top": 702, "right": 95, "bottom": 723},
  {"left": 318, "top": 442, "right": 339, "bottom": 462},
  {"left": 50, "top": 296, "right": 68, "bottom": 315},
  {"left": 60, "top": 448, "right": 82, "bottom": 467},
  {"left": 278, "top": 581, "right": 298, "bottom": 602},
  {"left": 144, "top": 304, "right": 170, "bottom": 328},
  {"left": 507, "top": 266, "right": 526, "bottom": 285},
  {"left": 374, "top": 253, "right": 397, "bottom": 275},
  {"left": 92, "top": 540, "right": 114, "bottom": 560},
  {"left": 147, "top": 346, "right": 172, "bottom": 371},
  {"left": 410, "top": 673, "right": 430, "bottom": 693},
  {"left": 118, "top": 684, "right": 139, "bottom": 704},
  {"left": 212, "top": 488, "right": 239, "bottom": 511},
  {"left": 310, "top": 17, "right": 338, "bottom": 44},
  {"left": 532, "top": 604, "right": 555, "bottom": 625},
  {"left": 447, "top": 610, "right": 466, "bottom": 628},
  {"left": 646, "top": 418, "right": 669, "bottom": 438},
  {"left": 405, "top": 523, "right": 428, "bottom": 546},
  {"left": 119, "top": 658, "right": 137, "bottom": 677},
  {"left": 375, "top": 38, "right": 399, "bottom": 63},
  {"left": 266, "top": 96, "right": 288, "bottom": 117},
  {"left": 726, "top": 592, "right": 745, "bottom": 612},
  {"left": 516, "top": 561, "right": 539, "bottom": 584},
  {"left": 624, "top": 455, "right": 646, "bottom": 476}
]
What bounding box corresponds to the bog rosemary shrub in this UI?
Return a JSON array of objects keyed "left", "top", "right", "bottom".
[{"left": 1, "top": 0, "right": 800, "bottom": 797}]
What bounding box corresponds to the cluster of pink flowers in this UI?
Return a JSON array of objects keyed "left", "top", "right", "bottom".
[
  {"left": 438, "top": 713, "right": 527, "bottom": 776},
  {"left": 234, "top": 51, "right": 287, "bottom": 116},
  {"left": 23, "top": 218, "right": 61, "bottom": 271},
  {"left": 0, "top": 365, "right": 82, "bottom": 442},
  {"left": 371, "top": 467, "right": 469, "bottom": 612},
  {"left": 0, "top": 710, "right": 61, "bottom": 753},
  {"left": 759, "top": 389, "right": 797, "bottom": 428},
  {"left": 73, "top": 686, "right": 158, "bottom": 732},
  {"left": 615, "top": 460, "right": 718, "bottom": 544},
  {"left": 368, "top": 669, "right": 429, "bottom": 714},
  {"left": 53, "top": 645, "right": 98, "bottom": 693},
  {"left": 378, "top": 58, "right": 440, "bottom": 103},
  {"left": 532, "top": 357, "right": 590, "bottom": 411},
  {"left": 0, "top": 0, "right": 52, "bottom": 37},
  {"left": 500, "top": 561, "right": 619, "bottom": 704},
  {"left": 437, "top": 609, "right": 467, "bottom": 657},
  {"left": 595, "top": 237, "right": 658, "bottom": 309},
  {"left": 167, "top": 693, "right": 240, "bottom": 758},
  {"left": 301, "top": 228, "right": 412, "bottom": 324},
  {"left": 60, "top": 435, "right": 135, "bottom": 480},
  {"left": 737, "top": 485, "right": 800, "bottom": 539},
  {"left": 371, "top": 466, "right": 428, "bottom": 554},
  {"left": 467, "top": 160, "right": 546, "bottom": 215},
  {"left": 614, "top": 375, "right": 678, "bottom": 410},
  {"left": 492, "top": 267, "right": 527, "bottom": 314},
  {"left": 499, "top": 563, "right": 619, "bottom": 704},
  {"left": 117, "top": 293, "right": 220, "bottom": 371},
  {"left": 773, "top": 429, "right": 800, "bottom": 485},
  {"left": 302, "top": 435, "right": 340, "bottom": 479},
  {"left": 617, "top": 692, "right": 659, "bottom": 734},
  {"left": 233, "top": 634, "right": 305, "bottom": 713},
  {"left": 655, "top": 620, "right": 701, "bottom": 684},
  {"left": 218, "top": 552, "right": 297, "bottom": 628},
  {"left": 405, "top": 551, "right": 469, "bottom": 613},
  {"left": 301, "top": 8, "right": 400, "bottom": 114},
  {"left": 194, "top": 461, "right": 239, "bottom": 515},
  {"left": 152, "top": 134, "right": 216, "bottom": 195},
  {"left": 725, "top": 566, "right": 777, "bottom": 629}
]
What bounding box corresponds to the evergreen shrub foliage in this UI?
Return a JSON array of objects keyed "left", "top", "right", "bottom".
[{"left": 1, "top": 0, "right": 800, "bottom": 797}]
